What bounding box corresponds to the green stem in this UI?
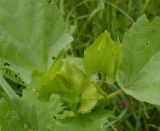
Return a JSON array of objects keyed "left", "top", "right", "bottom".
[
  {"left": 0, "top": 66, "right": 25, "bottom": 86},
  {"left": 0, "top": 73, "right": 18, "bottom": 99},
  {"left": 107, "top": 89, "right": 123, "bottom": 99},
  {"left": 105, "top": 0, "right": 134, "bottom": 22}
]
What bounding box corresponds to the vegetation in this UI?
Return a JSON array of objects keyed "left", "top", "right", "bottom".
[{"left": 0, "top": 0, "right": 160, "bottom": 131}]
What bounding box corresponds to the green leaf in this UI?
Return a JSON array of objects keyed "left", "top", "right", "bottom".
[
  {"left": 64, "top": 56, "right": 84, "bottom": 71},
  {"left": 37, "top": 60, "right": 69, "bottom": 101},
  {"left": 0, "top": 60, "right": 3, "bottom": 66},
  {"left": 83, "top": 31, "right": 122, "bottom": 84},
  {"left": 13, "top": 95, "right": 63, "bottom": 131},
  {"left": 0, "top": 77, "right": 107, "bottom": 131},
  {"left": 78, "top": 84, "right": 103, "bottom": 114},
  {"left": 52, "top": 108, "right": 110, "bottom": 131},
  {"left": 10, "top": 90, "right": 64, "bottom": 131},
  {"left": 117, "top": 15, "right": 160, "bottom": 105},
  {"left": 0, "top": 95, "right": 29, "bottom": 131},
  {"left": 0, "top": 73, "right": 65, "bottom": 130},
  {"left": 0, "top": 74, "right": 18, "bottom": 99},
  {"left": 37, "top": 59, "right": 104, "bottom": 113},
  {"left": 0, "top": 0, "right": 72, "bottom": 74}
]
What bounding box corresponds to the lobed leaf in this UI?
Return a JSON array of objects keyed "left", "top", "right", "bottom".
[
  {"left": 117, "top": 15, "right": 160, "bottom": 105},
  {"left": 0, "top": 95, "right": 29, "bottom": 131},
  {"left": 0, "top": 0, "right": 72, "bottom": 74}
]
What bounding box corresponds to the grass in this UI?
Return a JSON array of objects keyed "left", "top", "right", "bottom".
[
  {"left": 56, "top": 0, "right": 160, "bottom": 56},
  {"left": 55, "top": 0, "right": 160, "bottom": 130}
]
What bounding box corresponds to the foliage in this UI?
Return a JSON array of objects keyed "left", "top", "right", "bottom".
[
  {"left": 117, "top": 15, "right": 160, "bottom": 105},
  {"left": 61, "top": 0, "right": 160, "bottom": 57},
  {"left": 0, "top": 0, "right": 160, "bottom": 131}
]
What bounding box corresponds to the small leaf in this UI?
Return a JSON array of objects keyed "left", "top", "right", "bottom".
[
  {"left": 78, "top": 84, "right": 103, "bottom": 114},
  {"left": 83, "top": 31, "right": 122, "bottom": 84}
]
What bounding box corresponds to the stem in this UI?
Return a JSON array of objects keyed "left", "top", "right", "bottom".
[
  {"left": 66, "top": 0, "right": 134, "bottom": 23},
  {"left": 0, "top": 66, "right": 25, "bottom": 86},
  {"left": 0, "top": 73, "right": 18, "bottom": 99},
  {"left": 107, "top": 89, "right": 123, "bottom": 99},
  {"left": 105, "top": 1, "right": 134, "bottom": 22}
]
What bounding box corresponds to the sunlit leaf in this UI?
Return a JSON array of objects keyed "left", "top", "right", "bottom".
[{"left": 83, "top": 31, "right": 122, "bottom": 84}]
